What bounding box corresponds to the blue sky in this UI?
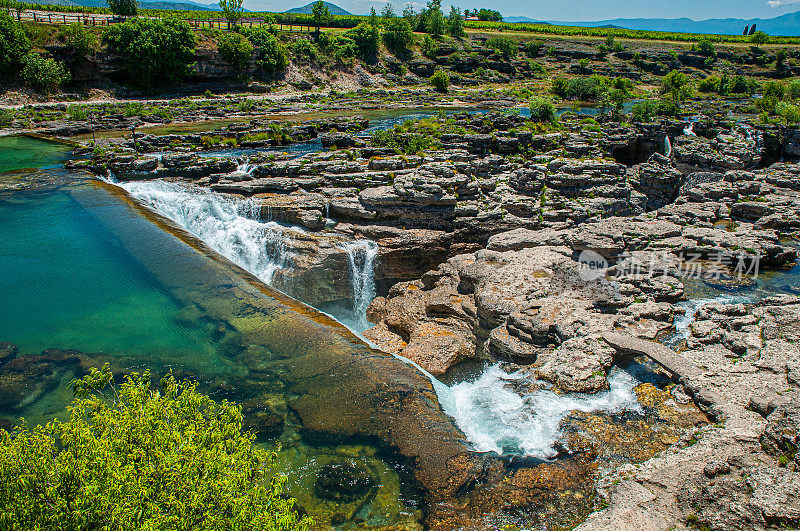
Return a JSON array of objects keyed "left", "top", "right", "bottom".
[{"left": 246, "top": 0, "right": 800, "bottom": 19}]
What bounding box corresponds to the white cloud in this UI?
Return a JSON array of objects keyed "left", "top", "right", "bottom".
[{"left": 767, "top": 0, "right": 800, "bottom": 6}]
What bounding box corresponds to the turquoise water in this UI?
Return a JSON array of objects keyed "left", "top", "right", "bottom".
[
  {"left": 0, "top": 188, "right": 216, "bottom": 364},
  {"left": 0, "top": 135, "right": 70, "bottom": 174}
]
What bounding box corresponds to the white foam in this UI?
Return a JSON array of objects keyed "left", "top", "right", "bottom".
[
  {"left": 118, "top": 180, "right": 292, "bottom": 283},
  {"left": 445, "top": 365, "right": 642, "bottom": 459}
]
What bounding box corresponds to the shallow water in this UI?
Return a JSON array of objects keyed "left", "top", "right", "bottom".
[{"left": 0, "top": 135, "right": 70, "bottom": 174}]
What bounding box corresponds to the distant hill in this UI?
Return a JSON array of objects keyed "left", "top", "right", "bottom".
[
  {"left": 285, "top": 1, "right": 352, "bottom": 16},
  {"left": 505, "top": 10, "right": 800, "bottom": 36},
  {"left": 21, "top": 0, "right": 222, "bottom": 10}
]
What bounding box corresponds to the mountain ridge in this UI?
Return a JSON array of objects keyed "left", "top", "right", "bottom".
[{"left": 504, "top": 10, "right": 800, "bottom": 36}]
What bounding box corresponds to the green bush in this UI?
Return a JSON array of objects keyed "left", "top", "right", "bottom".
[
  {"left": 383, "top": 17, "right": 414, "bottom": 56},
  {"left": 697, "top": 37, "right": 716, "bottom": 57},
  {"left": 290, "top": 37, "right": 317, "bottom": 62},
  {"left": 0, "top": 365, "right": 309, "bottom": 530},
  {"left": 104, "top": 18, "right": 196, "bottom": 87},
  {"left": 788, "top": 79, "right": 800, "bottom": 100},
  {"left": 662, "top": 69, "right": 692, "bottom": 100},
  {"left": 777, "top": 101, "right": 800, "bottom": 124},
  {"left": 239, "top": 28, "right": 288, "bottom": 75},
  {"left": 421, "top": 33, "right": 435, "bottom": 57},
  {"left": 529, "top": 96, "right": 556, "bottom": 123},
  {"left": 630, "top": 99, "right": 657, "bottom": 122},
  {"left": 0, "top": 12, "right": 30, "bottom": 76},
  {"left": 698, "top": 75, "right": 720, "bottom": 93},
  {"left": 430, "top": 69, "right": 449, "bottom": 93},
  {"left": 550, "top": 75, "right": 569, "bottom": 98},
  {"left": 217, "top": 32, "right": 253, "bottom": 70},
  {"left": 21, "top": 53, "right": 69, "bottom": 93},
  {"left": 57, "top": 23, "right": 98, "bottom": 57},
  {"left": 345, "top": 22, "right": 380, "bottom": 57},
  {"left": 486, "top": 35, "right": 518, "bottom": 59}
]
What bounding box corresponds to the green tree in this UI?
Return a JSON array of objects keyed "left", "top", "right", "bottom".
[
  {"left": 475, "top": 8, "right": 502, "bottom": 21},
  {"left": 447, "top": 6, "right": 464, "bottom": 38},
  {"left": 423, "top": 0, "right": 445, "bottom": 36},
  {"left": 381, "top": 2, "right": 395, "bottom": 19},
  {"left": 219, "top": 0, "right": 244, "bottom": 26},
  {"left": 217, "top": 32, "right": 253, "bottom": 70},
  {"left": 104, "top": 18, "right": 196, "bottom": 87},
  {"left": 0, "top": 365, "right": 309, "bottom": 530},
  {"left": 430, "top": 69, "right": 449, "bottom": 93},
  {"left": 751, "top": 31, "right": 769, "bottom": 46},
  {"left": 383, "top": 17, "right": 414, "bottom": 57},
  {"left": 369, "top": 6, "right": 379, "bottom": 26},
  {"left": 21, "top": 52, "right": 69, "bottom": 93},
  {"left": 311, "top": 0, "right": 331, "bottom": 29},
  {"left": 0, "top": 12, "right": 29, "bottom": 76},
  {"left": 106, "top": 0, "right": 137, "bottom": 17}
]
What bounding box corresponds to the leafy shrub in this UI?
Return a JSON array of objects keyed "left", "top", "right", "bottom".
[
  {"left": 486, "top": 35, "right": 518, "bottom": 59},
  {"left": 104, "top": 18, "right": 196, "bottom": 87},
  {"left": 217, "top": 32, "right": 253, "bottom": 70},
  {"left": 525, "top": 40, "right": 542, "bottom": 56},
  {"left": 788, "top": 79, "right": 800, "bottom": 100},
  {"left": 430, "top": 69, "right": 450, "bottom": 93},
  {"left": 698, "top": 75, "right": 720, "bottom": 93},
  {"left": 239, "top": 28, "right": 288, "bottom": 75},
  {"left": 57, "top": 23, "right": 98, "bottom": 57},
  {"left": 630, "top": 99, "right": 657, "bottom": 122},
  {"left": 0, "top": 12, "right": 30, "bottom": 76},
  {"left": 421, "top": 34, "right": 435, "bottom": 57},
  {"left": 727, "top": 75, "right": 754, "bottom": 94},
  {"left": 697, "top": 37, "right": 716, "bottom": 57},
  {"left": 529, "top": 96, "right": 556, "bottom": 123},
  {"left": 550, "top": 75, "right": 569, "bottom": 98},
  {"left": 777, "top": 101, "right": 800, "bottom": 124},
  {"left": 0, "top": 109, "right": 14, "bottom": 127},
  {"left": 21, "top": 53, "right": 69, "bottom": 93},
  {"left": 0, "top": 365, "right": 309, "bottom": 530},
  {"left": 290, "top": 37, "right": 317, "bottom": 62},
  {"left": 662, "top": 69, "right": 692, "bottom": 100},
  {"left": 383, "top": 17, "right": 414, "bottom": 56},
  {"left": 345, "top": 22, "right": 380, "bottom": 57}
]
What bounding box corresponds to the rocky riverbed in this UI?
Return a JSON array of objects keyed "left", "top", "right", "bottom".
[{"left": 7, "top": 98, "right": 800, "bottom": 530}]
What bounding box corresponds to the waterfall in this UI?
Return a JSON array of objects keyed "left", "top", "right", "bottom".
[
  {"left": 339, "top": 240, "right": 379, "bottom": 332},
  {"left": 683, "top": 122, "right": 696, "bottom": 136},
  {"left": 117, "top": 180, "right": 292, "bottom": 284},
  {"left": 443, "top": 365, "right": 641, "bottom": 458},
  {"left": 664, "top": 135, "right": 672, "bottom": 158}
]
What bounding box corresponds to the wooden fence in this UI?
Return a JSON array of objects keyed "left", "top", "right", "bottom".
[{"left": 4, "top": 9, "right": 318, "bottom": 32}]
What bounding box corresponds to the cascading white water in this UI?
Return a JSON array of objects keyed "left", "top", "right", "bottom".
[
  {"left": 118, "top": 180, "right": 292, "bottom": 283},
  {"left": 441, "top": 365, "right": 641, "bottom": 458},
  {"left": 338, "top": 240, "right": 379, "bottom": 332},
  {"left": 683, "top": 122, "right": 696, "bottom": 136},
  {"left": 669, "top": 295, "right": 751, "bottom": 344}
]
